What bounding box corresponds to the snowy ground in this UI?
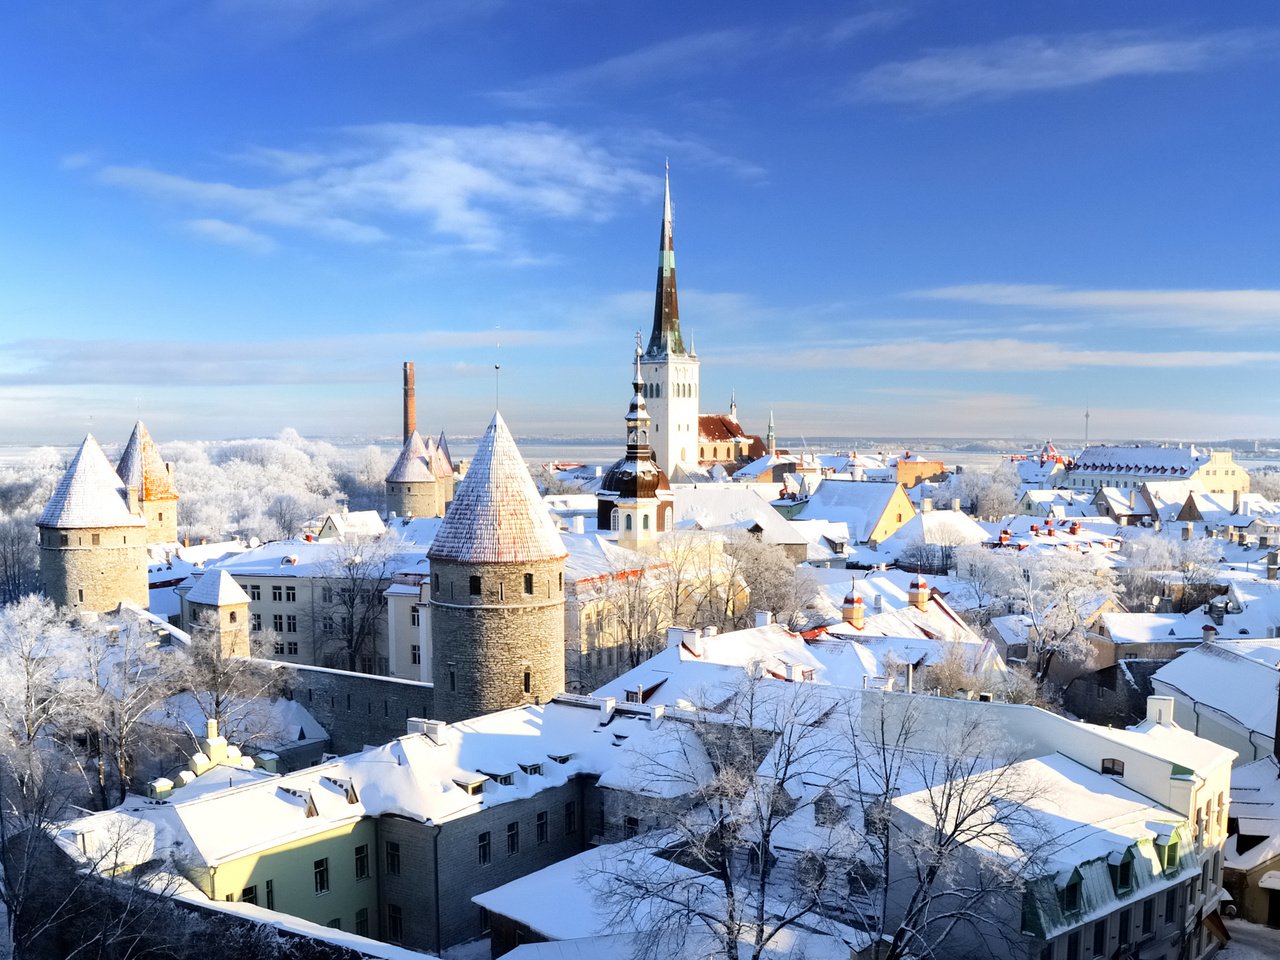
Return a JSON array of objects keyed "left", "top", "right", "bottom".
[{"left": 1222, "top": 918, "right": 1280, "bottom": 959}]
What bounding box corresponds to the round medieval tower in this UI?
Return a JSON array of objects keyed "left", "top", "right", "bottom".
[
  {"left": 428, "top": 412, "right": 567, "bottom": 723},
  {"left": 116, "top": 420, "right": 179, "bottom": 544},
  {"left": 37, "top": 434, "right": 149, "bottom": 613}
]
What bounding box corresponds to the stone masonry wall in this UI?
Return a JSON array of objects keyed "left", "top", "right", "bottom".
[
  {"left": 142, "top": 497, "right": 178, "bottom": 545},
  {"left": 38, "top": 524, "right": 149, "bottom": 612},
  {"left": 385, "top": 481, "right": 444, "bottom": 520},
  {"left": 430, "top": 557, "right": 565, "bottom": 723},
  {"left": 276, "top": 662, "right": 434, "bottom": 756}
]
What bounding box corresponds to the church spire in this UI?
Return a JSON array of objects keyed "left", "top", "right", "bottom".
[
  {"left": 626, "top": 333, "right": 652, "bottom": 453},
  {"left": 645, "top": 164, "right": 685, "bottom": 357}
]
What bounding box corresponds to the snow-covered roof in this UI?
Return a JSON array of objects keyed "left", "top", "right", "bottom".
[
  {"left": 184, "top": 569, "right": 252, "bottom": 607},
  {"left": 116, "top": 420, "right": 178, "bottom": 501},
  {"left": 385, "top": 430, "right": 436, "bottom": 484},
  {"left": 38, "top": 434, "right": 147, "bottom": 529},
  {"left": 1071, "top": 444, "right": 1208, "bottom": 475},
  {"left": 793, "top": 478, "right": 907, "bottom": 543},
  {"left": 1151, "top": 642, "right": 1280, "bottom": 740},
  {"left": 429, "top": 413, "right": 567, "bottom": 565},
  {"left": 673, "top": 485, "right": 806, "bottom": 546}
]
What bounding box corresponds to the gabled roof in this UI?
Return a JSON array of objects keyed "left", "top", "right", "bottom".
[
  {"left": 185, "top": 569, "right": 252, "bottom": 606},
  {"left": 385, "top": 430, "right": 436, "bottom": 484},
  {"left": 116, "top": 420, "right": 178, "bottom": 501},
  {"left": 39, "top": 434, "right": 147, "bottom": 529},
  {"left": 429, "top": 413, "right": 567, "bottom": 564}
]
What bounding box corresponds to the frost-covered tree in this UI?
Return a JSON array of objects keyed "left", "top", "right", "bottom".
[
  {"left": 1119, "top": 531, "right": 1221, "bottom": 614},
  {"left": 311, "top": 534, "right": 400, "bottom": 673}
]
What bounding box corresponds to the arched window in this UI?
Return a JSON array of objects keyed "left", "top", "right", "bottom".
[
  {"left": 642, "top": 515, "right": 650, "bottom": 530},
  {"left": 611, "top": 508, "right": 619, "bottom": 531},
  {"left": 625, "top": 515, "right": 633, "bottom": 531},
  {"left": 229, "top": 611, "right": 237, "bottom": 623}
]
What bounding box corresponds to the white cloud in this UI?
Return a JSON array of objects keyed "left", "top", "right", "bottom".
[
  {"left": 720, "top": 337, "right": 1280, "bottom": 372},
  {"left": 183, "top": 218, "right": 277, "bottom": 254},
  {"left": 852, "top": 30, "right": 1268, "bottom": 105},
  {"left": 94, "top": 123, "right": 659, "bottom": 258},
  {"left": 917, "top": 283, "right": 1280, "bottom": 329}
]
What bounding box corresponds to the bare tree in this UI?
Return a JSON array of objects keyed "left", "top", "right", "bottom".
[
  {"left": 952, "top": 544, "right": 1017, "bottom": 624},
  {"left": 713, "top": 532, "right": 821, "bottom": 632},
  {"left": 312, "top": 534, "right": 399, "bottom": 673}
]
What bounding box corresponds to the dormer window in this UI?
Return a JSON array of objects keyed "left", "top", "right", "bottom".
[
  {"left": 519, "top": 763, "right": 543, "bottom": 777},
  {"left": 1101, "top": 758, "right": 1125, "bottom": 777},
  {"left": 1158, "top": 838, "right": 1180, "bottom": 871},
  {"left": 1061, "top": 871, "right": 1083, "bottom": 913},
  {"left": 1110, "top": 849, "right": 1135, "bottom": 892}
]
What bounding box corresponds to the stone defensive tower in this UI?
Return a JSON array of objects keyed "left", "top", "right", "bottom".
[
  {"left": 385, "top": 362, "right": 455, "bottom": 519},
  {"left": 116, "top": 420, "right": 179, "bottom": 544},
  {"left": 428, "top": 412, "right": 567, "bottom": 723},
  {"left": 182, "top": 569, "right": 252, "bottom": 658},
  {"left": 37, "top": 434, "right": 149, "bottom": 613}
]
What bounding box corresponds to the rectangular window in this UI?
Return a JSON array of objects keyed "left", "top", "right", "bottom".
[
  {"left": 327, "top": 918, "right": 340, "bottom": 930},
  {"left": 355, "top": 907, "right": 369, "bottom": 936},
  {"left": 410, "top": 607, "right": 419, "bottom": 627},
  {"left": 411, "top": 644, "right": 421, "bottom": 665},
  {"left": 1118, "top": 908, "right": 1131, "bottom": 945},
  {"left": 286, "top": 640, "right": 298, "bottom": 656},
  {"left": 449, "top": 664, "right": 456, "bottom": 692},
  {"left": 286, "top": 614, "right": 297, "bottom": 633},
  {"left": 524, "top": 572, "right": 534, "bottom": 594},
  {"left": 1165, "top": 886, "right": 1177, "bottom": 923},
  {"left": 285, "top": 585, "right": 296, "bottom": 603},
  {"left": 265, "top": 879, "right": 274, "bottom": 910},
  {"left": 1092, "top": 919, "right": 1105, "bottom": 956},
  {"left": 1142, "top": 899, "right": 1154, "bottom": 935},
  {"left": 272, "top": 585, "right": 283, "bottom": 602},
  {"left": 507, "top": 821, "right": 519, "bottom": 855},
  {"left": 1066, "top": 930, "right": 1079, "bottom": 960},
  {"left": 564, "top": 800, "right": 577, "bottom": 835},
  {"left": 469, "top": 575, "right": 482, "bottom": 595},
  {"left": 241, "top": 885, "right": 257, "bottom": 905},
  {"left": 273, "top": 639, "right": 284, "bottom": 655},
  {"left": 60, "top": 533, "right": 69, "bottom": 546},
  {"left": 322, "top": 585, "right": 333, "bottom": 604},
  {"left": 354, "top": 843, "right": 369, "bottom": 880},
  {"left": 249, "top": 584, "right": 261, "bottom": 601},
  {"left": 251, "top": 613, "right": 262, "bottom": 631},
  {"left": 272, "top": 614, "right": 283, "bottom": 632},
  {"left": 91, "top": 533, "right": 101, "bottom": 546},
  {"left": 478, "top": 831, "right": 492, "bottom": 865},
  {"left": 386, "top": 904, "right": 403, "bottom": 944},
  {"left": 624, "top": 816, "right": 639, "bottom": 840},
  {"left": 313, "top": 858, "right": 329, "bottom": 895},
  {"left": 385, "top": 841, "right": 401, "bottom": 876},
  {"left": 537, "top": 810, "right": 548, "bottom": 844},
  {"left": 321, "top": 614, "right": 334, "bottom": 634}
]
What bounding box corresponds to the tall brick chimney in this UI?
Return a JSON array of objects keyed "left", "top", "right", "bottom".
[{"left": 403, "top": 361, "right": 416, "bottom": 443}]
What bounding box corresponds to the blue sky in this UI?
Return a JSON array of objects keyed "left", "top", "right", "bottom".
[{"left": 2, "top": 1, "right": 1278, "bottom": 446}]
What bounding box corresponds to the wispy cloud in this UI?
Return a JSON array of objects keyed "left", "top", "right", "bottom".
[
  {"left": 183, "top": 218, "right": 277, "bottom": 254},
  {"left": 852, "top": 29, "right": 1269, "bottom": 105},
  {"left": 93, "top": 123, "right": 659, "bottom": 258},
  {"left": 496, "top": 12, "right": 905, "bottom": 108},
  {"left": 721, "top": 337, "right": 1280, "bottom": 372},
  {"left": 0, "top": 328, "right": 551, "bottom": 388},
  {"left": 917, "top": 283, "right": 1280, "bottom": 329}
]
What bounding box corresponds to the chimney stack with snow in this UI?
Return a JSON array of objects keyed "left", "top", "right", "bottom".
[
  {"left": 1268, "top": 550, "right": 1279, "bottom": 582},
  {"left": 403, "top": 361, "right": 416, "bottom": 443},
  {"left": 1203, "top": 624, "right": 1217, "bottom": 644},
  {"left": 908, "top": 577, "right": 929, "bottom": 612}
]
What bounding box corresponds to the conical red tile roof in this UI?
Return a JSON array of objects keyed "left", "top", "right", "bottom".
[{"left": 117, "top": 420, "right": 178, "bottom": 501}]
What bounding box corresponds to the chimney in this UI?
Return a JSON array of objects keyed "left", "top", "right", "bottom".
[
  {"left": 1146, "top": 695, "right": 1176, "bottom": 728},
  {"left": 952, "top": 498, "right": 962, "bottom": 512},
  {"left": 125, "top": 484, "right": 141, "bottom": 517},
  {"left": 908, "top": 577, "right": 929, "bottom": 612},
  {"left": 842, "top": 587, "right": 865, "bottom": 629},
  {"left": 921, "top": 498, "right": 933, "bottom": 513},
  {"left": 754, "top": 610, "right": 775, "bottom": 628},
  {"left": 1233, "top": 490, "right": 1241, "bottom": 514},
  {"left": 998, "top": 529, "right": 1011, "bottom": 545},
  {"left": 598, "top": 697, "right": 616, "bottom": 725},
  {"left": 1268, "top": 550, "right": 1278, "bottom": 581},
  {"left": 571, "top": 515, "right": 585, "bottom": 535},
  {"left": 403, "top": 361, "right": 416, "bottom": 443},
  {"left": 1203, "top": 624, "right": 1217, "bottom": 644},
  {"left": 873, "top": 593, "right": 883, "bottom": 613}
]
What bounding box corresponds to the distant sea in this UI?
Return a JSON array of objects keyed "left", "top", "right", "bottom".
[{"left": 4, "top": 436, "right": 1279, "bottom": 473}]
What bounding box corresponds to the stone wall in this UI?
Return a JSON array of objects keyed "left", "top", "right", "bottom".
[
  {"left": 276, "top": 662, "right": 434, "bottom": 756},
  {"left": 142, "top": 496, "right": 178, "bottom": 545},
  {"left": 386, "top": 480, "right": 446, "bottom": 520},
  {"left": 430, "top": 557, "right": 566, "bottom": 723},
  {"left": 38, "top": 524, "right": 149, "bottom": 612}
]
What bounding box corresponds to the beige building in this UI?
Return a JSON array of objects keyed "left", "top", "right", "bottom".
[{"left": 1066, "top": 444, "right": 1249, "bottom": 495}]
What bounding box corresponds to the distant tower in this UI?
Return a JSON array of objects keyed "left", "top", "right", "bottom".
[
  {"left": 385, "top": 364, "right": 454, "bottom": 518},
  {"left": 642, "top": 167, "right": 700, "bottom": 477},
  {"left": 116, "top": 420, "right": 179, "bottom": 544},
  {"left": 597, "top": 338, "right": 673, "bottom": 549},
  {"left": 428, "top": 413, "right": 567, "bottom": 722},
  {"left": 182, "top": 569, "right": 252, "bottom": 657},
  {"left": 37, "top": 435, "right": 149, "bottom": 613},
  {"left": 729, "top": 391, "right": 738, "bottom": 421},
  {"left": 766, "top": 410, "right": 776, "bottom": 457}
]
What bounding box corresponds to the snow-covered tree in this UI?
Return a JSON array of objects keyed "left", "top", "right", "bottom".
[
  {"left": 1119, "top": 531, "right": 1221, "bottom": 614},
  {"left": 311, "top": 534, "right": 399, "bottom": 673}
]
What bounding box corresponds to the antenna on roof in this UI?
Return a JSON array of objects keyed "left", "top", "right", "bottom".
[{"left": 1084, "top": 397, "right": 1091, "bottom": 448}]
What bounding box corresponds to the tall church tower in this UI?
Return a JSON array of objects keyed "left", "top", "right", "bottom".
[
  {"left": 597, "top": 338, "right": 673, "bottom": 548},
  {"left": 428, "top": 413, "right": 567, "bottom": 722},
  {"left": 642, "top": 168, "right": 699, "bottom": 478}
]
